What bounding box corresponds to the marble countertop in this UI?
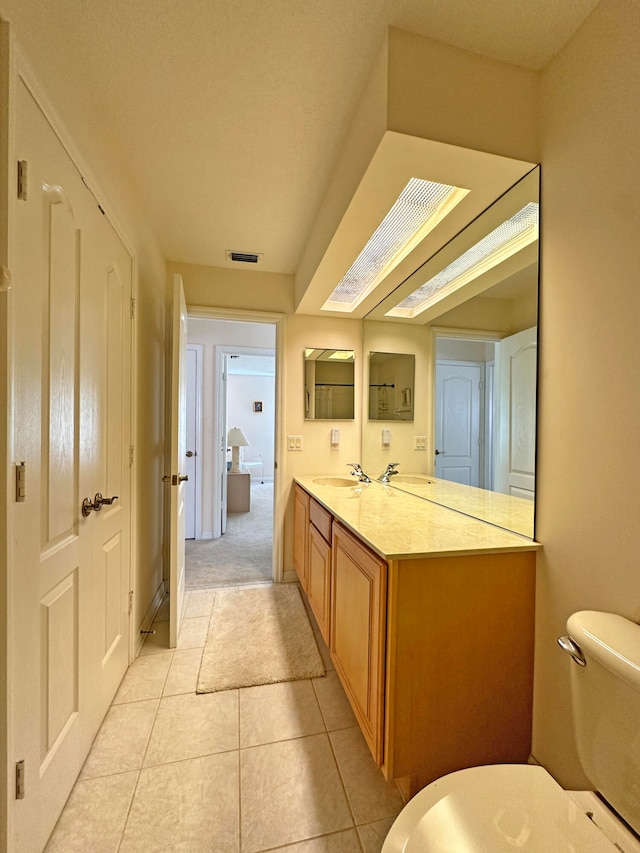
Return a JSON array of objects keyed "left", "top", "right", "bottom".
[
  {"left": 294, "top": 475, "right": 541, "bottom": 561},
  {"left": 388, "top": 475, "right": 535, "bottom": 539}
]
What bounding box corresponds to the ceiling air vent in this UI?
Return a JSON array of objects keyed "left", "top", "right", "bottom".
[{"left": 226, "top": 250, "right": 263, "bottom": 265}]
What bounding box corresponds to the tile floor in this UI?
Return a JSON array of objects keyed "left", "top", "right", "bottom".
[{"left": 45, "top": 586, "right": 405, "bottom": 852}]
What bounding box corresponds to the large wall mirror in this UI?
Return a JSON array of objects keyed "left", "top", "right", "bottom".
[
  {"left": 362, "top": 167, "right": 539, "bottom": 538},
  {"left": 304, "top": 348, "right": 355, "bottom": 420}
]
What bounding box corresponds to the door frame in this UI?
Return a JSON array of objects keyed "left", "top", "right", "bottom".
[
  {"left": 187, "top": 306, "right": 285, "bottom": 581},
  {"left": 213, "top": 343, "right": 275, "bottom": 538}
]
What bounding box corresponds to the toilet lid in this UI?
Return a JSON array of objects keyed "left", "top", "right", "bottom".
[{"left": 384, "top": 765, "right": 617, "bottom": 852}]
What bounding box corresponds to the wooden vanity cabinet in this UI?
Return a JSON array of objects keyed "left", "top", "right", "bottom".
[
  {"left": 293, "top": 484, "right": 332, "bottom": 643},
  {"left": 330, "top": 522, "right": 387, "bottom": 764},
  {"left": 293, "top": 483, "right": 536, "bottom": 797},
  {"left": 307, "top": 500, "right": 332, "bottom": 642},
  {"left": 293, "top": 485, "right": 309, "bottom": 589}
]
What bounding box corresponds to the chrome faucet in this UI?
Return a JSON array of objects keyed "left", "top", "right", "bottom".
[
  {"left": 347, "top": 463, "right": 371, "bottom": 483},
  {"left": 377, "top": 462, "right": 400, "bottom": 483}
]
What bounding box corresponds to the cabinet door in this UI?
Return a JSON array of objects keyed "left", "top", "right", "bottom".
[
  {"left": 293, "top": 486, "right": 310, "bottom": 589},
  {"left": 331, "top": 523, "right": 387, "bottom": 764},
  {"left": 308, "top": 523, "right": 331, "bottom": 643}
]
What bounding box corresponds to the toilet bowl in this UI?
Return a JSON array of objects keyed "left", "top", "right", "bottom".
[
  {"left": 382, "top": 763, "right": 640, "bottom": 851},
  {"left": 383, "top": 611, "right": 640, "bottom": 852}
]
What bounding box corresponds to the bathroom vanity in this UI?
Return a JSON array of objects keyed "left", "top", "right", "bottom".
[{"left": 293, "top": 476, "right": 540, "bottom": 797}]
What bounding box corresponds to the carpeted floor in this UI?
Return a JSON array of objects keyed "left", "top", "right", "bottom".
[{"left": 185, "top": 482, "right": 273, "bottom": 589}]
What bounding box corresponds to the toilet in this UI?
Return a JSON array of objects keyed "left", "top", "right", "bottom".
[{"left": 383, "top": 610, "right": 640, "bottom": 851}]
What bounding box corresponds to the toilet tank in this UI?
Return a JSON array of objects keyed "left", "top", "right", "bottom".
[{"left": 567, "top": 610, "right": 640, "bottom": 834}]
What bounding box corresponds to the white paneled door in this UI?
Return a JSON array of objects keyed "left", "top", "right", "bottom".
[
  {"left": 496, "top": 327, "right": 537, "bottom": 499},
  {"left": 435, "top": 361, "right": 482, "bottom": 486},
  {"left": 168, "top": 275, "right": 188, "bottom": 647},
  {"left": 10, "top": 77, "right": 132, "bottom": 851}
]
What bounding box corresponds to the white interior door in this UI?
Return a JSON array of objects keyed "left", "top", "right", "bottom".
[
  {"left": 168, "top": 274, "right": 188, "bottom": 647},
  {"left": 495, "top": 326, "right": 537, "bottom": 498},
  {"left": 10, "top": 76, "right": 131, "bottom": 850},
  {"left": 435, "top": 361, "right": 482, "bottom": 485}
]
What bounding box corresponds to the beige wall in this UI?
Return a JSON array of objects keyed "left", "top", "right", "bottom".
[
  {"left": 533, "top": 0, "right": 640, "bottom": 787},
  {"left": 387, "top": 27, "right": 539, "bottom": 163},
  {"left": 170, "top": 260, "right": 294, "bottom": 315}
]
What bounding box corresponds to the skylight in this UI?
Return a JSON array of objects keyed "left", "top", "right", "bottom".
[{"left": 321, "top": 178, "right": 468, "bottom": 313}]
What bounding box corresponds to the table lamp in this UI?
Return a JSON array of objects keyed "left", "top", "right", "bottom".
[{"left": 227, "top": 427, "right": 250, "bottom": 473}]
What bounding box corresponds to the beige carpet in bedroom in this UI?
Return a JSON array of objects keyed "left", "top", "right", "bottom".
[
  {"left": 197, "top": 584, "right": 325, "bottom": 693},
  {"left": 185, "top": 481, "right": 273, "bottom": 589}
]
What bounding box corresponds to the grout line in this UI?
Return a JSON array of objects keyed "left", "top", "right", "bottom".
[{"left": 115, "top": 769, "right": 141, "bottom": 852}]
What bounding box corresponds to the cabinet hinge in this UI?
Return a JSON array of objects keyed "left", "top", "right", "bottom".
[
  {"left": 17, "top": 160, "right": 28, "bottom": 201},
  {"left": 130, "top": 297, "right": 136, "bottom": 319},
  {"left": 15, "top": 759, "right": 25, "bottom": 799}
]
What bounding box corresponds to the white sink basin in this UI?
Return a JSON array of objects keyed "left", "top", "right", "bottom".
[{"left": 312, "top": 477, "right": 355, "bottom": 488}]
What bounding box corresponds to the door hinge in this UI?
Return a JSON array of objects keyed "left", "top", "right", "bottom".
[
  {"left": 15, "top": 461, "right": 26, "bottom": 502},
  {"left": 130, "top": 297, "right": 136, "bottom": 319},
  {"left": 129, "top": 590, "right": 134, "bottom": 614},
  {"left": 17, "top": 160, "right": 28, "bottom": 200},
  {"left": 479, "top": 380, "right": 483, "bottom": 391},
  {"left": 15, "top": 760, "right": 25, "bottom": 799},
  {"left": 129, "top": 445, "right": 135, "bottom": 467}
]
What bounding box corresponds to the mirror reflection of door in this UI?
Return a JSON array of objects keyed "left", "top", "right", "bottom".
[
  {"left": 435, "top": 330, "right": 536, "bottom": 498},
  {"left": 435, "top": 360, "right": 484, "bottom": 486}
]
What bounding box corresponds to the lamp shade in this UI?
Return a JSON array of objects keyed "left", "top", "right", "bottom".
[{"left": 227, "top": 427, "right": 250, "bottom": 447}]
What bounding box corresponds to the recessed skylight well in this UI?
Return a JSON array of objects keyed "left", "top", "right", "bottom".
[
  {"left": 321, "top": 178, "right": 469, "bottom": 313},
  {"left": 386, "top": 202, "right": 539, "bottom": 319}
]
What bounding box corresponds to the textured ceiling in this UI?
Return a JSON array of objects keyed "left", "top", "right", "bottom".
[{"left": 1, "top": 0, "right": 601, "bottom": 274}]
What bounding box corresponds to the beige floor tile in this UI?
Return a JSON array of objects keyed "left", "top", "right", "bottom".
[
  {"left": 80, "top": 700, "right": 159, "bottom": 780},
  {"left": 177, "top": 615, "right": 210, "bottom": 648},
  {"left": 45, "top": 771, "right": 138, "bottom": 852},
  {"left": 184, "top": 589, "right": 216, "bottom": 618},
  {"left": 357, "top": 817, "right": 396, "bottom": 853},
  {"left": 272, "top": 829, "right": 362, "bottom": 852},
  {"left": 138, "top": 620, "right": 170, "bottom": 655},
  {"left": 112, "top": 652, "right": 173, "bottom": 704},
  {"left": 240, "top": 734, "right": 353, "bottom": 852},
  {"left": 163, "top": 647, "right": 203, "bottom": 696},
  {"left": 119, "top": 751, "right": 239, "bottom": 852},
  {"left": 312, "top": 671, "right": 357, "bottom": 731},
  {"left": 144, "top": 690, "right": 238, "bottom": 766},
  {"left": 329, "top": 728, "right": 404, "bottom": 826},
  {"left": 239, "top": 680, "right": 325, "bottom": 748}
]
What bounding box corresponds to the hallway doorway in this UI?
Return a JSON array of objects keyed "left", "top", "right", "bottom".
[{"left": 183, "top": 317, "right": 277, "bottom": 589}]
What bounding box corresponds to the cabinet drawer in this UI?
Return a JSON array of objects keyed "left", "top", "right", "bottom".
[{"left": 309, "top": 498, "right": 332, "bottom": 542}]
